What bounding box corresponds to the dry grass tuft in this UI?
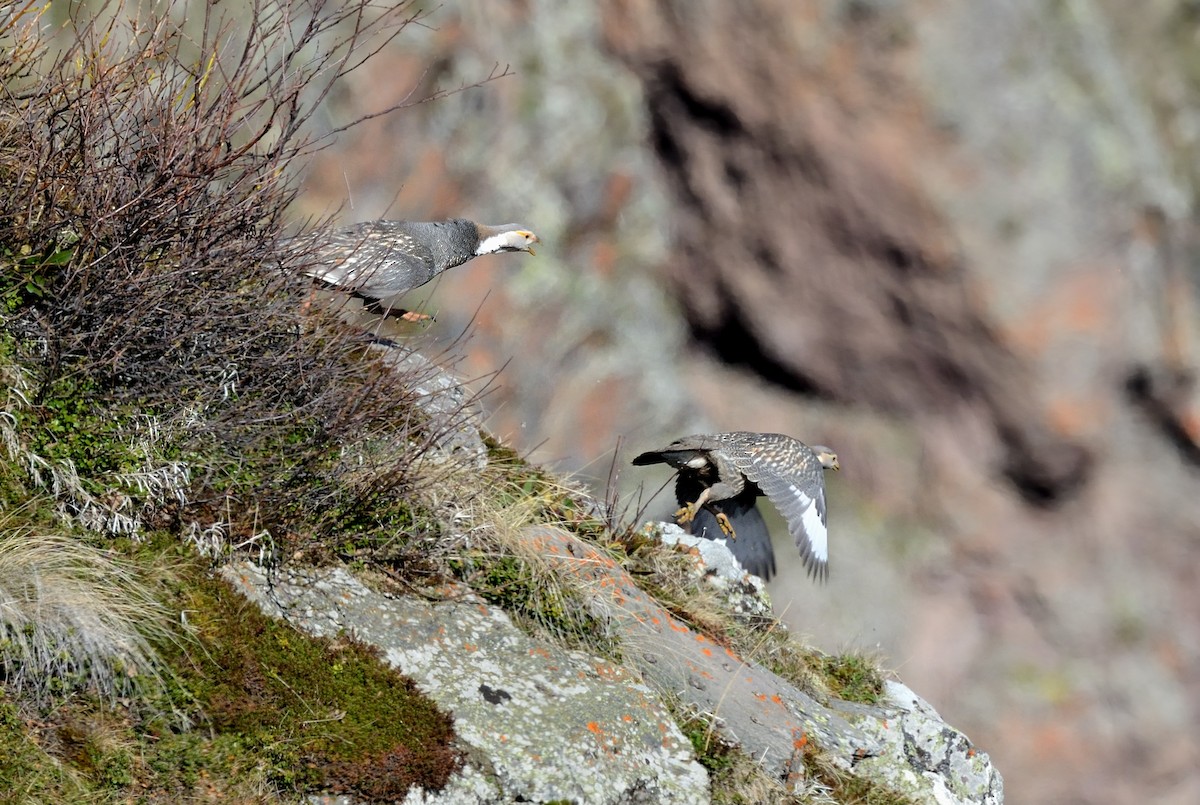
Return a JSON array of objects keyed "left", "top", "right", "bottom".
[
  {"left": 0, "top": 519, "right": 175, "bottom": 702},
  {"left": 422, "top": 456, "right": 617, "bottom": 650}
]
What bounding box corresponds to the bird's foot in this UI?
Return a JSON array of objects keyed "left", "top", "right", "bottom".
[
  {"left": 398, "top": 309, "right": 435, "bottom": 323},
  {"left": 673, "top": 502, "right": 699, "bottom": 525},
  {"left": 363, "top": 300, "right": 437, "bottom": 323},
  {"left": 715, "top": 511, "right": 736, "bottom": 539}
]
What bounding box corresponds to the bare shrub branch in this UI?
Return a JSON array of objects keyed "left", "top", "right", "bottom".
[{"left": 0, "top": 0, "right": 508, "bottom": 552}]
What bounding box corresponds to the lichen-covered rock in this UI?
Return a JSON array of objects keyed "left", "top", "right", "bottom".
[
  {"left": 222, "top": 562, "right": 709, "bottom": 804},
  {"left": 851, "top": 681, "right": 1003, "bottom": 805},
  {"left": 367, "top": 339, "right": 487, "bottom": 468},
  {"left": 225, "top": 516, "right": 1003, "bottom": 803},
  {"left": 521, "top": 525, "right": 875, "bottom": 775},
  {"left": 653, "top": 521, "right": 773, "bottom": 619}
]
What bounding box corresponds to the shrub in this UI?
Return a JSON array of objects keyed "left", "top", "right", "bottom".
[{"left": 0, "top": 1, "right": 505, "bottom": 554}]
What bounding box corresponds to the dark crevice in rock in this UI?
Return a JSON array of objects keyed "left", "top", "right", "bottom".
[{"left": 1126, "top": 364, "right": 1200, "bottom": 467}]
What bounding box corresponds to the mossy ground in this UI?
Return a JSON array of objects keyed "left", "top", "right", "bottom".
[{"left": 1, "top": 540, "right": 459, "bottom": 803}]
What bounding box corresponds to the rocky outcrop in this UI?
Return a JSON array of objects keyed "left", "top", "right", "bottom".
[
  {"left": 223, "top": 524, "right": 1002, "bottom": 803},
  {"left": 224, "top": 561, "right": 709, "bottom": 804}
]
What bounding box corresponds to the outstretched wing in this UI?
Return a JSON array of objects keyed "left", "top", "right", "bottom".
[{"left": 726, "top": 445, "right": 828, "bottom": 581}]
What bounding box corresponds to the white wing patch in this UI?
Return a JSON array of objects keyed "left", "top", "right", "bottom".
[{"left": 790, "top": 483, "right": 828, "bottom": 564}]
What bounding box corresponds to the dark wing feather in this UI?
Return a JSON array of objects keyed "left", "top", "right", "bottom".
[
  {"left": 690, "top": 502, "right": 776, "bottom": 580},
  {"left": 632, "top": 446, "right": 712, "bottom": 472},
  {"left": 675, "top": 474, "right": 775, "bottom": 580}
]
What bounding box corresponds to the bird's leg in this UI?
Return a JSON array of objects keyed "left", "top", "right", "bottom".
[
  {"left": 695, "top": 464, "right": 745, "bottom": 539},
  {"left": 674, "top": 490, "right": 738, "bottom": 539},
  {"left": 398, "top": 309, "right": 434, "bottom": 323},
  {"left": 363, "top": 298, "right": 436, "bottom": 323},
  {"left": 674, "top": 487, "right": 711, "bottom": 525}
]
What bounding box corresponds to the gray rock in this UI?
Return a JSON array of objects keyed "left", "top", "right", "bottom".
[
  {"left": 222, "top": 562, "right": 708, "bottom": 804},
  {"left": 644, "top": 524, "right": 1004, "bottom": 803},
  {"left": 655, "top": 522, "right": 773, "bottom": 618},
  {"left": 223, "top": 522, "right": 1003, "bottom": 804},
  {"left": 366, "top": 340, "right": 487, "bottom": 468},
  {"left": 522, "top": 524, "right": 875, "bottom": 776},
  {"left": 847, "top": 681, "right": 1003, "bottom": 804}
]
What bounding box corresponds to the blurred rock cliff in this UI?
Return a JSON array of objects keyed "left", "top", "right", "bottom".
[{"left": 293, "top": 2, "right": 1200, "bottom": 802}]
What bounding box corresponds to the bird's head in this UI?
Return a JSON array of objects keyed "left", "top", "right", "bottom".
[
  {"left": 476, "top": 224, "right": 540, "bottom": 256},
  {"left": 812, "top": 446, "right": 840, "bottom": 471}
]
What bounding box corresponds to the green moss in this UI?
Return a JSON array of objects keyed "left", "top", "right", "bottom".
[
  {"left": 756, "top": 630, "right": 886, "bottom": 707},
  {"left": 22, "top": 377, "right": 148, "bottom": 488},
  {"left": 317, "top": 492, "right": 441, "bottom": 557},
  {"left": 0, "top": 695, "right": 87, "bottom": 803},
  {"left": 0, "top": 233, "right": 75, "bottom": 314},
  {"left": 482, "top": 433, "right": 523, "bottom": 464},
  {"left": 454, "top": 552, "right": 618, "bottom": 656},
  {"left": 0, "top": 547, "right": 460, "bottom": 802},
  {"left": 680, "top": 716, "right": 737, "bottom": 776},
  {"left": 152, "top": 563, "right": 461, "bottom": 799},
  {"left": 801, "top": 742, "right": 921, "bottom": 805},
  {"left": 815, "top": 652, "right": 885, "bottom": 705},
  {"left": 53, "top": 709, "right": 136, "bottom": 791},
  {"left": 667, "top": 702, "right": 789, "bottom": 804}
]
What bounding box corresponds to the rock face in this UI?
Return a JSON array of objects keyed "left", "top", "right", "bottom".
[
  {"left": 367, "top": 338, "right": 488, "bottom": 468},
  {"left": 223, "top": 562, "right": 710, "bottom": 804},
  {"left": 223, "top": 523, "right": 1002, "bottom": 803},
  {"left": 296, "top": 2, "right": 1200, "bottom": 801},
  {"left": 598, "top": 0, "right": 1089, "bottom": 505}
]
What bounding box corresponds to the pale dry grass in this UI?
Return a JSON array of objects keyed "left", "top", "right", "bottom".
[
  {"left": 414, "top": 456, "right": 618, "bottom": 649},
  {"left": 0, "top": 521, "right": 175, "bottom": 702}
]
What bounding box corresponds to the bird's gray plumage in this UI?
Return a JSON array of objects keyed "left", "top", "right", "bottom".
[
  {"left": 297, "top": 219, "right": 538, "bottom": 303},
  {"left": 632, "top": 432, "right": 838, "bottom": 581}
]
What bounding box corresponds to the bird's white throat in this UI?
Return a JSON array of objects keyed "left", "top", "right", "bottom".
[{"left": 476, "top": 230, "right": 531, "bottom": 255}]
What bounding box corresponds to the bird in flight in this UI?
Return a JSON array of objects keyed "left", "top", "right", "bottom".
[{"left": 633, "top": 432, "right": 839, "bottom": 581}]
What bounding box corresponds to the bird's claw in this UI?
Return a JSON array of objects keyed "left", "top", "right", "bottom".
[
  {"left": 673, "top": 502, "right": 699, "bottom": 525},
  {"left": 674, "top": 504, "right": 736, "bottom": 540},
  {"left": 399, "top": 309, "right": 435, "bottom": 323}
]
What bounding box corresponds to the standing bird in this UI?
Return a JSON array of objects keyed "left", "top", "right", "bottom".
[
  {"left": 632, "top": 432, "right": 839, "bottom": 581},
  {"left": 297, "top": 219, "right": 539, "bottom": 320}
]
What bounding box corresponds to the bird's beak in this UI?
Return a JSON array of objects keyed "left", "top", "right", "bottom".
[
  {"left": 832, "top": 458, "right": 841, "bottom": 471},
  {"left": 527, "top": 232, "right": 540, "bottom": 256}
]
